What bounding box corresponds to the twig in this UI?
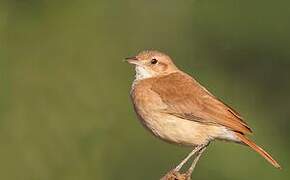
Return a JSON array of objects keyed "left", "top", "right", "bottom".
[{"left": 160, "top": 170, "right": 190, "bottom": 180}]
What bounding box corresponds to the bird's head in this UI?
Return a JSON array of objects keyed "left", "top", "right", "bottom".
[{"left": 125, "top": 50, "right": 178, "bottom": 80}]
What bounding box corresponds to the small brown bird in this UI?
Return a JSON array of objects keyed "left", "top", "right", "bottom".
[{"left": 126, "top": 50, "right": 280, "bottom": 179}]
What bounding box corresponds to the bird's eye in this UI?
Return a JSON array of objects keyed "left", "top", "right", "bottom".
[{"left": 150, "top": 58, "right": 158, "bottom": 64}]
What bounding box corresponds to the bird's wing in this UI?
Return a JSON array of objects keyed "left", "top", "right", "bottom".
[{"left": 150, "top": 72, "right": 252, "bottom": 134}]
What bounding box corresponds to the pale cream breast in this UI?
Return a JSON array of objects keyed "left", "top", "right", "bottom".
[
  {"left": 140, "top": 113, "right": 220, "bottom": 146},
  {"left": 131, "top": 79, "right": 238, "bottom": 146}
]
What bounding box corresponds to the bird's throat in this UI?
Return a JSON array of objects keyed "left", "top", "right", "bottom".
[{"left": 135, "top": 66, "right": 153, "bottom": 81}]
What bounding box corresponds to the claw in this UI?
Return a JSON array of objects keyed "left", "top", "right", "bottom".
[{"left": 160, "top": 170, "right": 189, "bottom": 180}]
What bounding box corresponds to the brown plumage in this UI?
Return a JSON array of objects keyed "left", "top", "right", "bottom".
[
  {"left": 126, "top": 50, "right": 281, "bottom": 178},
  {"left": 235, "top": 133, "right": 281, "bottom": 168},
  {"left": 151, "top": 72, "right": 252, "bottom": 134}
]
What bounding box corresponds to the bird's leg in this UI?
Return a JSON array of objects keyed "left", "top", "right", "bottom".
[
  {"left": 161, "top": 144, "right": 209, "bottom": 180},
  {"left": 186, "top": 143, "right": 208, "bottom": 178},
  {"left": 174, "top": 145, "right": 204, "bottom": 171}
]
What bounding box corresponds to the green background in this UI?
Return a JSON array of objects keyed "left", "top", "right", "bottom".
[{"left": 0, "top": 0, "right": 289, "bottom": 179}]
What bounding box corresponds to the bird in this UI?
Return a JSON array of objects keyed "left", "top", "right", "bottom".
[{"left": 125, "top": 50, "right": 281, "bottom": 179}]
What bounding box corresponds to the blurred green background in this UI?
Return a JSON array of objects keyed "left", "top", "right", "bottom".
[{"left": 0, "top": 0, "right": 289, "bottom": 179}]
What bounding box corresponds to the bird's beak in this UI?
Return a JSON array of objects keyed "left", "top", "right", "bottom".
[{"left": 124, "top": 57, "right": 140, "bottom": 65}]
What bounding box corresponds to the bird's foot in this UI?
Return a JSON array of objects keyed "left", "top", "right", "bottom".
[{"left": 160, "top": 170, "right": 191, "bottom": 180}]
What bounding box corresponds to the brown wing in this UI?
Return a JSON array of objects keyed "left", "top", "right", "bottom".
[{"left": 151, "top": 72, "right": 252, "bottom": 134}]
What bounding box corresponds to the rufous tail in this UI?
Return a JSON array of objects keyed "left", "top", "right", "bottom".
[{"left": 235, "top": 133, "right": 281, "bottom": 169}]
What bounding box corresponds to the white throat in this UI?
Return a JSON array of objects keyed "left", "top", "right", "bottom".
[{"left": 134, "top": 66, "right": 153, "bottom": 81}]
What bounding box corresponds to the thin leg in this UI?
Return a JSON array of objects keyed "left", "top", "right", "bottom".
[
  {"left": 174, "top": 145, "right": 204, "bottom": 171},
  {"left": 186, "top": 145, "right": 208, "bottom": 177}
]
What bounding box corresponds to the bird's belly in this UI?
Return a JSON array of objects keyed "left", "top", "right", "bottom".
[{"left": 140, "top": 114, "right": 222, "bottom": 146}]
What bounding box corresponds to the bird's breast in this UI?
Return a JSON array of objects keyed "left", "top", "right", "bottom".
[{"left": 130, "top": 81, "right": 223, "bottom": 146}]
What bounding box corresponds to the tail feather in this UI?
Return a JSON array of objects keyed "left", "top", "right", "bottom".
[{"left": 235, "top": 133, "right": 281, "bottom": 169}]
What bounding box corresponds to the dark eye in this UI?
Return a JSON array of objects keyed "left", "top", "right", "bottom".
[{"left": 151, "top": 58, "right": 158, "bottom": 64}]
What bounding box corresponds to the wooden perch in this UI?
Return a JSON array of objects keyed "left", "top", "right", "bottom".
[{"left": 160, "top": 170, "right": 191, "bottom": 180}]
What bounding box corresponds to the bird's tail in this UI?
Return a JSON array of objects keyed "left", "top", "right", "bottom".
[{"left": 235, "top": 133, "right": 281, "bottom": 169}]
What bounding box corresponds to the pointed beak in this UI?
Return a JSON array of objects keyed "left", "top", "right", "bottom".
[{"left": 124, "top": 56, "right": 140, "bottom": 65}]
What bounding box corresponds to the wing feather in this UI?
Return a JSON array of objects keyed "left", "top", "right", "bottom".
[{"left": 151, "top": 72, "right": 252, "bottom": 134}]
